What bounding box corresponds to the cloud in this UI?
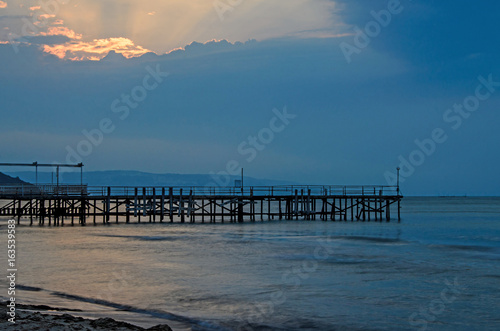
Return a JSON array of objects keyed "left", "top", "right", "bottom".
[
  {"left": 39, "top": 14, "right": 56, "bottom": 19},
  {"left": 2, "top": 35, "right": 500, "bottom": 194},
  {"left": 0, "top": 0, "right": 347, "bottom": 61},
  {"left": 0, "top": 1, "right": 7, "bottom": 9},
  {"left": 44, "top": 0, "right": 344, "bottom": 54},
  {"left": 42, "top": 37, "right": 152, "bottom": 61},
  {"left": 40, "top": 26, "right": 82, "bottom": 39},
  {"left": 23, "top": 35, "right": 71, "bottom": 45}
]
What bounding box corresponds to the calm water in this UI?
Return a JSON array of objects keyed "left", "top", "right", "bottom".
[{"left": 1, "top": 197, "right": 500, "bottom": 330}]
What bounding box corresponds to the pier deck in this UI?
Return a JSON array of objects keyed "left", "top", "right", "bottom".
[{"left": 0, "top": 185, "right": 402, "bottom": 226}]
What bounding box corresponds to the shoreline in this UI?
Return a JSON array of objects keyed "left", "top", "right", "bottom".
[{"left": 0, "top": 301, "right": 173, "bottom": 330}]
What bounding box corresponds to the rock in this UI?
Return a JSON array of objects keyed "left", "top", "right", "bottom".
[{"left": 147, "top": 325, "right": 173, "bottom": 331}]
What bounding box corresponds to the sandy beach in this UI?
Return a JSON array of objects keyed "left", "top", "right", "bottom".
[{"left": 1, "top": 301, "right": 173, "bottom": 330}]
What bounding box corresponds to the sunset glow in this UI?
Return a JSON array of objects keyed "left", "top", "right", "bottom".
[
  {"left": 40, "top": 26, "right": 82, "bottom": 40},
  {"left": 1, "top": 3, "right": 499, "bottom": 329},
  {"left": 43, "top": 37, "right": 152, "bottom": 61},
  {"left": 0, "top": 0, "right": 341, "bottom": 60}
]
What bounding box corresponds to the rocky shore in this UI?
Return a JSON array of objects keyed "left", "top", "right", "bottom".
[{"left": 1, "top": 302, "right": 173, "bottom": 330}]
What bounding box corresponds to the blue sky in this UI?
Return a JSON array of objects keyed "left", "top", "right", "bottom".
[{"left": 0, "top": 0, "right": 499, "bottom": 195}]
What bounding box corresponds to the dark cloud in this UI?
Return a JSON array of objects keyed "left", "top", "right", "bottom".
[
  {"left": 0, "top": 33, "right": 499, "bottom": 195},
  {"left": 335, "top": 0, "right": 500, "bottom": 72},
  {"left": 0, "top": 15, "right": 30, "bottom": 20},
  {"left": 20, "top": 35, "right": 71, "bottom": 45}
]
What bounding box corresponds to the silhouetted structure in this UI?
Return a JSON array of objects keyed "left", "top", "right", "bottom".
[{"left": 0, "top": 185, "right": 402, "bottom": 225}]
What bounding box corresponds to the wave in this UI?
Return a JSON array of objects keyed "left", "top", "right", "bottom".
[
  {"left": 429, "top": 244, "right": 499, "bottom": 253},
  {"left": 17, "top": 284, "right": 228, "bottom": 331},
  {"left": 17, "top": 284, "right": 43, "bottom": 292},
  {"left": 95, "top": 234, "right": 179, "bottom": 242},
  {"left": 335, "top": 235, "right": 404, "bottom": 244}
]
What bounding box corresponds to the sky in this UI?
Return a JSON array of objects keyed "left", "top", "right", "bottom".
[{"left": 0, "top": 0, "right": 499, "bottom": 195}]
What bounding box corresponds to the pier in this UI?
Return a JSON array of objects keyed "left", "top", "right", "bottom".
[{"left": 0, "top": 185, "right": 402, "bottom": 226}]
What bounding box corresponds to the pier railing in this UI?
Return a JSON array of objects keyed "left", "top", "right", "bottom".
[
  {"left": 0, "top": 184, "right": 399, "bottom": 198},
  {"left": 1, "top": 184, "right": 403, "bottom": 224},
  {"left": 88, "top": 185, "right": 399, "bottom": 197},
  {"left": 0, "top": 184, "right": 87, "bottom": 198}
]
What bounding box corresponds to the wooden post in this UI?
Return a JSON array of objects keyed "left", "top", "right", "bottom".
[
  {"left": 202, "top": 198, "right": 205, "bottom": 223},
  {"left": 362, "top": 200, "right": 366, "bottom": 222},
  {"left": 386, "top": 200, "right": 391, "bottom": 222},
  {"left": 152, "top": 188, "right": 156, "bottom": 223},
  {"left": 294, "top": 190, "right": 298, "bottom": 220},
  {"left": 92, "top": 199, "right": 96, "bottom": 225},
  {"left": 142, "top": 187, "right": 147, "bottom": 218},
  {"left": 367, "top": 199, "right": 371, "bottom": 222},
  {"left": 279, "top": 198, "right": 282, "bottom": 220},
  {"left": 338, "top": 198, "right": 342, "bottom": 222},
  {"left": 169, "top": 187, "right": 174, "bottom": 222},
  {"left": 268, "top": 196, "right": 271, "bottom": 220},
  {"left": 126, "top": 198, "right": 130, "bottom": 223},
  {"left": 320, "top": 198, "right": 325, "bottom": 221},
  {"left": 221, "top": 199, "right": 225, "bottom": 223},
  {"left": 260, "top": 197, "right": 263, "bottom": 221},
  {"left": 160, "top": 188, "right": 165, "bottom": 222},
  {"left": 350, "top": 197, "right": 354, "bottom": 221},
  {"left": 49, "top": 199, "right": 53, "bottom": 226},
  {"left": 331, "top": 198, "right": 336, "bottom": 221},
  {"left": 55, "top": 199, "right": 59, "bottom": 226},
  {"left": 312, "top": 197, "right": 316, "bottom": 220},
  {"left": 251, "top": 188, "right": 255, "bottom": 222},
  {"left": 344, "top": 197, "right": 348, "bottom": 222},
  {"left": 134, "top": 188, "right": 138, "bottom": 218},
  {"left": 17, "top": 199, "right": 21, "bottom": 224},
  {"left": 180, "top": 189, "right": 184, "bottom": 223},
  {"left": 305, "top": 189, "right": 311, "bottom": 220},
  {"left": 210, "top": 198, "right": 214, "bottom": 223},
  {"left": 29, "top": 200, "right": 33, "bottom": 226},
  {"left": 189, "top": 190, "right": 193, "bottom": 223},
  {"left": 113, "top": 198, "right": 117, "bottom": 223},
  {"left": 300, "top": 189, "right": 304, "bottom": 219},
  {"left": 71, "top": 200, "right": 74, "bottom": 226},
  {"left": 40, "top": 199, "right": 45, "bottom": 225},
  {"left": 80, "top": 197, "right": 86, "bottom": 226},
  {"left": 237, "top": 198, "right": 243, "bottom": 223},
  {"left": 398, "top": 198, "right": 401, "bottom": 222},
  {"left": 106, "top": 187, "right": 111, "bottom": 223}
]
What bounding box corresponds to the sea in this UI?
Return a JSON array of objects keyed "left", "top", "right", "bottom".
[{"left": 1, "top": 197, "right": 499, "bottom": 330}]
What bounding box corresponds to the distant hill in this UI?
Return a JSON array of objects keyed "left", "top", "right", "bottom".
[
  {"left": 4, "top": 170, "right": 298, "bottom": 187},
  {"left": 0, "top": 172, "right": 29, "bottom": 185}
]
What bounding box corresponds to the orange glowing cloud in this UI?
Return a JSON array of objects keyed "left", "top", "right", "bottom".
[
  {"left": 39, "top": 14, "right": 56, "bottom": 20},
  {"left": 29, "top": 6, "right": 41, "bottom": 11},
  {"left": 40, "top": 27, "right": 83, "bottom": 40},
  {"left": 0, "top": 1, "right": 7, "bottom": 9},
  {"left": 43, "top": 37, "right": 152, "bottom": 61}
]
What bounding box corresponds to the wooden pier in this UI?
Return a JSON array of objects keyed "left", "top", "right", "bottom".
[{"left": 0, "top": 185, "right": 402, "bottom": 226}]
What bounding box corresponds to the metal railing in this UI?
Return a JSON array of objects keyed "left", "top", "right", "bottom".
[
  {"left": 0, "top": 184, "right": 399, "bottom": 198},
  {"left": 0, "top": 184, "right": 87, "bottom": 198}
]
